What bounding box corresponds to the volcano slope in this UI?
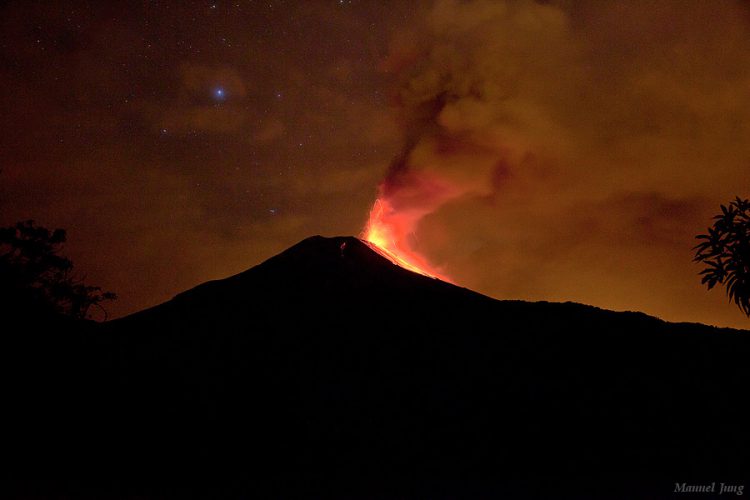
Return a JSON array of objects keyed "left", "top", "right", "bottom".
[{"left": 6, "top": 235, "right": 749, "bottom": 498}]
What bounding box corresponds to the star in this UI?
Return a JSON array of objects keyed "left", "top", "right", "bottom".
[{"left": 213, "top": 87, "right": 226, "bottom": 101}]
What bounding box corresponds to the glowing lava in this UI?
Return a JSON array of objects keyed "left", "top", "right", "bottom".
[{"left": 362, "top": 198, "right": 450, "bottom": 282}]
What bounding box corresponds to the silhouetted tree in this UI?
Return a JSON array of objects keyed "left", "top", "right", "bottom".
[
  {"left": 0, "top": 220, "right": 116, "bottom": 320},
  {"left": 694, "top": 197, "right": 750, "bottom": 317}
]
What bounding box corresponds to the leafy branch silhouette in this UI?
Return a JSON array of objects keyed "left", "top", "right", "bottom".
[
  {"left": 0, "top": 220, "right": 117, "bottom": 320},
  {"left": 693, "top": 197, "right": 750, "bottom": 317}
]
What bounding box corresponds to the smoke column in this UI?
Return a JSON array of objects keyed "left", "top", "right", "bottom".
[{"left": 363, "top": 0, "right": 574, "bottom": 278}]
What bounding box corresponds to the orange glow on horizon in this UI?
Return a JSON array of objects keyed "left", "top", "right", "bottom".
[{"left": 362, "top": 198, "right": 451, "bottom": 282}]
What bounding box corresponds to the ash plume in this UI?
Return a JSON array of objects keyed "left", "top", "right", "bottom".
[
  {"left": 366, "top": 0, "right": 750, "bottom": 328},
  {"left": 369, "top": 0, "right": 577, "bottom": 262}
]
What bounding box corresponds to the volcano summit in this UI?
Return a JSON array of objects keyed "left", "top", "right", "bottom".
[{"left": 6, "top": 236, "right": 750, "bottom": 499}]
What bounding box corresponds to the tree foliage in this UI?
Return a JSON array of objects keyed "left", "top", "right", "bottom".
[
  {"left": 0, "top": 220, "right": 116, "bottom": 320},
  {"left": 694, "top": 197, "right": 750, "bottom": 317}
]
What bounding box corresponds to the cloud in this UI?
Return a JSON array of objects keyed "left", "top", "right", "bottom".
[
  {"left": 180, "top": 64, "right": 248, "bottom": 99},
  {"left": 251, "top": 118, "right": 285, "bottom": 144},
  {"left": 158, "top": 64, "right": 249, "bottom": 135},
  {"left": 376, "top": 0, "right": 750, "bottom": 327},
  {"left": 382, "top": 0, "right": 750, "bottom": 207}
]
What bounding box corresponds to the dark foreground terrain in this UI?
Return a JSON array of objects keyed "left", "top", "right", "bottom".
[{"left": 4, "top": 236, "right": 749, "bottom": 498}]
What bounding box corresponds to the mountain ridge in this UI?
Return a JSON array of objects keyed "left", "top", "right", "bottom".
[{"left": 120, "top": 234, "right": 746, "bottom": 334}]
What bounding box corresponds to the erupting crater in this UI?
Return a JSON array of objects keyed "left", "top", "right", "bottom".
[{"left": 361, "top": 198, "right": 451, "bottom": 282}]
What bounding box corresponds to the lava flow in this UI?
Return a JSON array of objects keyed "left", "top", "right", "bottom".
[{"left": 361, "top": 198, "right": 450, "bottom": 282}]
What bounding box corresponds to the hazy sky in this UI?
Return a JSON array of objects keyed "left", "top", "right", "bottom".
[{"left": 2, "top": 0, "right": 749, "bottom": 328}]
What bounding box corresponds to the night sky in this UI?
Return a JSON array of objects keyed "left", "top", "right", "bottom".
[{"left": 2, "top": 0, "right": 749, "bottom": 328}]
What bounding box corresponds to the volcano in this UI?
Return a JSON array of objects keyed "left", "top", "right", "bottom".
[{"left": 6, "top": 236, "right": 750, "bottom": 499}]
